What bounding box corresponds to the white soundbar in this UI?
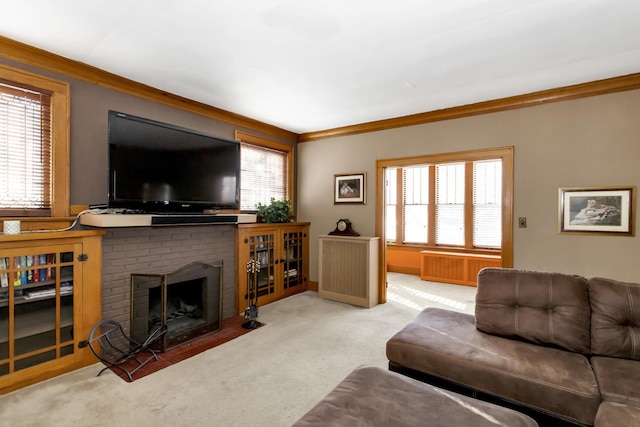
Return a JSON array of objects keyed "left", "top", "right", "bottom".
[{"left": 80, "top": 212, "right": 257, "bottom": 228}]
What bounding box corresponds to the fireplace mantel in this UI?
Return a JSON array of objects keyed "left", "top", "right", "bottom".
[{"left": 81, "top": 212, "right": 256, "bottom": 227}]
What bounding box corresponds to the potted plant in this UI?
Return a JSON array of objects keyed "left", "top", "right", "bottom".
[{"left": 255, "top": 198, "right": 293, "bottom": 223}]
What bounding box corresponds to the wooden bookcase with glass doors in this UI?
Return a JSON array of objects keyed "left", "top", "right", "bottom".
[
  {"left": 236, "top": 222, "right": 309, "bottom": 314},
  {"left": 0, "top": 230, "right": 104, "bottom": 393}
]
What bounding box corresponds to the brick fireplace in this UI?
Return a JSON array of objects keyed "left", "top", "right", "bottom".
[{"left": 100, "top": 225, "right": 237, "bottom": 334}]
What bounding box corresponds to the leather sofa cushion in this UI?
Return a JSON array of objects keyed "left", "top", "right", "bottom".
[
  {"left": 592, "top": 356, "right": 640, "bottom": 408},
  {"left": 475, "top": 268, "right": 591, "bottom": 354},
  {"left": 595, "top": 402, "right": 640, "bottom": 427},
  {"left": 589, "top": 277, "right": 640, "bottom": 359},
  {"left": 294, "top": 366, "right": 538, "bottom": 427},
  {"left": 386, "top": 307, "right": 601, "bottom": 425}
]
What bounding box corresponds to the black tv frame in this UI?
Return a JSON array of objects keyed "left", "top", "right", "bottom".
[{"left": 107, "top": 110, "right": 240, "bottom": 213}]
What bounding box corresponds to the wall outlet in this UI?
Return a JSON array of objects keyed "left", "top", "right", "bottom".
[{"left": 519, "top": 217, "right": 527, "bottom": 228}]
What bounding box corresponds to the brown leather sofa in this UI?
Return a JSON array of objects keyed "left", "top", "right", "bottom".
[{"left": 386, "top": 268, "right": 640, "bottom": 427}]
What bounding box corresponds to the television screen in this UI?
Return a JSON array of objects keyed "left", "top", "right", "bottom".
[{"left": 108, "top": 111, "right": 240, "bottom": 212}]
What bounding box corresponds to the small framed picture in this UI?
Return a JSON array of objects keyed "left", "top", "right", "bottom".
[
  {"left": 334, "top": 173, "right": 366, "bottom": 204},
  {"left": 559, "top": 186, "right": 635, "bottom": 235}
]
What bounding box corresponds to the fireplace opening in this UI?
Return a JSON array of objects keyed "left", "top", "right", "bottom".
[
  {"left": 131, "top": 261, "right": 222, "bottom": 351},
  {"left": 148, "top": 277, "right": 205, "bottom": 339}
]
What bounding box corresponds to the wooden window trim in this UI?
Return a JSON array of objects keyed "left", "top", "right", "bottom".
[
  {"left": 234, "top": 130, "right": 295, "bottom": 211},
  {"left": 464, "top": 162, "right": 474, "bottom": 249},
  {"left": 376, "top": 146, "right": 513, "bottom": 303},
  {"left": 0, "top": 64, "right": 70, "bottom": 221}
]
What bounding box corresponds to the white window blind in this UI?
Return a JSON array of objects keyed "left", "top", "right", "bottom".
[
  {"left": 0, "top": 80, "right": 52, "bottom": 214},
  {"left": 473, "top": 159, "right": 502, "bottom": 248},
  {"left": 402, "top": 166, "right": 429, "bottom": 244},
  {"left": 435, "top": 163, "right": 465, "bottom": 246},
  {"left": 240, "top": 142, "right": 288, "bottom": 211}
]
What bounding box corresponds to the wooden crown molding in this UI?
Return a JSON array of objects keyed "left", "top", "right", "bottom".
[
  {"left": 298, "top": 73, "right": 640, "bottom": 142},
  {"left": 3, "top": 35, "right": 638, "bottom": 145},
  {"left": 0, "top": 35, "right": 297, "bottom": 143}
]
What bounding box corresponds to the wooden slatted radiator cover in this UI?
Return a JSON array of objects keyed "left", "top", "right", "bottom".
[
  {"left": 318, "top": 235, "right": 379, "bottom": 308},
  {"left": 419, "top": 250, "right": 501, "bottom": 286}
]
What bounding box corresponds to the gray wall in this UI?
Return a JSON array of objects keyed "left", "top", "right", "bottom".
[
  {"left": 0, "top": 56, "right": 295, "bottom": 207},
  {"left": 298, "top": 89, "right": 640, "bottom": 283},
  {"left": 70, "top": 80, "right": 240, "bottom": 205}
]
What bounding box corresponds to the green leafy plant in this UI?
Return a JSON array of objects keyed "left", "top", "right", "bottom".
[{"left": 255, "top": 198, "right": 293, "bottom": 223}]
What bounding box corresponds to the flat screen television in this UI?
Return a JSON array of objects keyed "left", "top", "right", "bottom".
[{"left": 108, "top": 110, "right": 240, "bottom": 213}]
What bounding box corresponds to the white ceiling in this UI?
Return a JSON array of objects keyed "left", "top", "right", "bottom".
[{"left": 1, "top": 0, "right": 640, "bottom": 134}]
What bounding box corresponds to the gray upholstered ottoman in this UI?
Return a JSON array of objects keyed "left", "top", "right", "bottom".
[{"left": 294, "top": 366, "right": 538, "bottom": 426}]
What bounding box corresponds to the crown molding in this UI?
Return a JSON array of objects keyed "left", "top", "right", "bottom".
[
  {"left": 3, "top": 35, "right": 638, "bottom": 145},
  {"left": 0, "top": 35, "right": 297, "bottom": 143},
  {"left": 298, "top": 73, "right": 640, "bottom": 142}
]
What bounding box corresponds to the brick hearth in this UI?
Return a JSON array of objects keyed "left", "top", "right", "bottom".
[{"left": 100, "top": 225, "right": 237, "bottom": 333}]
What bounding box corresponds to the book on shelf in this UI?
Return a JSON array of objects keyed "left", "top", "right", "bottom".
[
  {"left": 23, "top": 283, "right": 73, "bottom": 300},
  {"left": 20, "top": 256, "right": 27, "bottom": 285},
  {"left": 26, "top": 255, "right": 33, "bottom": 283},
  {"left": 2, "top": 253, "right": 59, "bottom": 287},
  {"left": 46, "top": 254, "right": 53, "bottom": 280},
  {"left": 33, "top": 254, "right": 40, "bottom": 282},
  {"left": 23, "top": 288, "right": 55, "bottom": 299},
  {"left": 285, "top": 269, "right": 298, "bottom": 278},
  {"left": 13, "top": 256, "right": 21, "bottom": 286},
  {"left": 39, "top": 254, "right": 47, "bottom": 281},
  {"left": 0, "top": 257, "right": 8, "bottom": 288}
]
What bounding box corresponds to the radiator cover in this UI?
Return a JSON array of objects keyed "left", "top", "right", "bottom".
[{"left": 318, "top": 235, "right": 379, "bottom": 308}]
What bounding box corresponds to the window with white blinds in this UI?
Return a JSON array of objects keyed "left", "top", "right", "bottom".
[
  {"left": 240, "top": 142, "right": 288, "bottom": 211},
  {"left": 0, "top": 80, "right": 52, "bottom": 214},
  {"left": 403, "top": 166, "right": 429, "bottom": 243},
  {"left": 435, "top": 163, "right": 465, "bottom": 246},
  {"left": 384, "top": 157, "right": 503, "bottom": 250},
  {"left": 473, "top": 160, "right": 502, "bottom": 248}
]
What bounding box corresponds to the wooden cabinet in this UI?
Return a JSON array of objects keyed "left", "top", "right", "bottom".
[
  {"left": 236, "top": 222, "right": 309, "bottom": 314},
  {"left": 0, "top": 230, "right": 104, "bottom": 393}
]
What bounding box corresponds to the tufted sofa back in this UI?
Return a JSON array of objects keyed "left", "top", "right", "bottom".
[
  {"left": 589, "top": 277, "right": 640, "bottom": 360},
  {"left": 475, "top": 268, "right": 592, "bottom": 354}
]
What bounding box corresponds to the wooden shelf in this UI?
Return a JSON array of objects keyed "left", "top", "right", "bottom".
[
  {"left": 0, "top": 230, "right": 104, "bottom": 243},
  {"left": 0, "top": 304, "right": 74, "bottom": 344}
]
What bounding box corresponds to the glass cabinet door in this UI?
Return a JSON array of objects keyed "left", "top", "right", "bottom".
[
  {"left": 0, "top": 244, "right": 78, "bottom": 377},
  {"left": 282, "top": 231, "right": 304, "bottom": 294},
  {"left": 247, "top": 232, "right": 276, "bottom": 304},
  {"left": 237, "top": 223, "right": 309, "bottom": 315}
]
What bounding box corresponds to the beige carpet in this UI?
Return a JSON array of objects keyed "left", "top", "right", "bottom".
[{"left": 0, "top": 273, "right": 475, "bottom": 427}]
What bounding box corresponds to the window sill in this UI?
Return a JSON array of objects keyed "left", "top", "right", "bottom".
[{"left": 386, "top": 243, "right": 500, "bottom": 256}]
